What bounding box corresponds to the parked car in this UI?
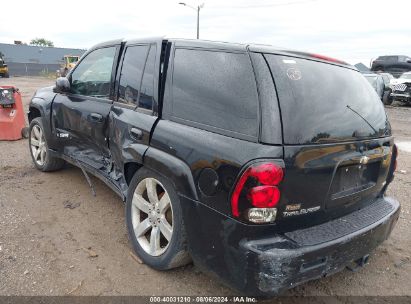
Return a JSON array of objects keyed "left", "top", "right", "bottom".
[
  {"left": 363, "top": 73, "right": 385, "bottom": 99},
  {"left": 379, "top": 72, "right": 395, "bottom": 104},
  {"left": 363, "top": 73, "right": 393, "bottom": 105},
  {"left": 379, "top": 72, "right": 394, "bottom": 88},
  {"left": 391, "top": 72, "right": 411, "bottom": 105},
  {"left": 371, "top": 55, "right": 411, "bottom": 78},
  {"left": 27, "top": 38, "right": 400, "bottom": 297}
]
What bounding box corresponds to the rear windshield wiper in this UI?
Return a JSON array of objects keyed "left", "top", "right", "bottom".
[{"left": 346, "top": 105, "right": 378, "bottom": 134}]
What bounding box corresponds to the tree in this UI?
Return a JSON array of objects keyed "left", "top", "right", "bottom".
[{"left": 30, "top": 38, "right": 54, "bottom": 47}]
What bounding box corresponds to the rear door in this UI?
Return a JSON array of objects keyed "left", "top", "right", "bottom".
[
  {"left": 52, "top": 45, "right": 120, "bottom": 169},
  {"left": 259, "top": 53, "right": 393, "bottom": 226},
  {"left": 108, "top": 40, "right": 162, "bottom": 177},
  {"left": 386, "top": 55, "right": 403, "bottom": 75}
]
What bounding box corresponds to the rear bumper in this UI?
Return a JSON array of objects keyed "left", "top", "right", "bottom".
[
  {"left": 242, "top": 197, "right": 400, "bottom": 295},
  {"left": 181, "top": 196, "right": 400, "bottom": 297}
]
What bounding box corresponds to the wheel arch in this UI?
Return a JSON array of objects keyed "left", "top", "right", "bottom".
[
  {"left": 143, "top": 147, "right": 199, "bottom": 201},
  {"left": 28, "top": 97, "right": 51, "bottom": 123},
  {"left": 28, "top": 105, "right": 42, "bottom": 123},
  {"left": 124, "top": 162, "right": 143, "bottom": 186}
]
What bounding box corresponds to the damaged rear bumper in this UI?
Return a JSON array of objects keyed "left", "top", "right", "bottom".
[
  {"left": 240, "top": 197, "right": 400, "bottom": 296},
  {"left": 181, "top": 196, "right": 400, "bottom": 297}
]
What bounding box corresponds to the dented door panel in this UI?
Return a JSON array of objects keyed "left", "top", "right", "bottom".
[
  {"left": 52, "top": 94, "right": 112, "bottom": 162},
  {"left": 108, "top": 105, "right": 158, "bottom": 191}
]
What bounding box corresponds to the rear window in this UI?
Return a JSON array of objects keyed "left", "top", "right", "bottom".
[
  {"left": 265, "top": 55, "right": 390, "bottom": 144},
  {"left": 171, "top": 49, "right": 259, "bottom": 139},
  {"left": 398, "top": 56, "right": 411, "bottom": 62}
]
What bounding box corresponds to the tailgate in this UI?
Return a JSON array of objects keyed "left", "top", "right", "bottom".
[{"left": 278, "top": 137, "right": 393, "bottom": 224}]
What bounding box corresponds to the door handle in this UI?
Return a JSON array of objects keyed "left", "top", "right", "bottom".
[
  {"left": 130, "top": 128, "right": 143, "bottom": 140},
  {"left": 89, "top": 113, "right": 103, "bottom": 123}
]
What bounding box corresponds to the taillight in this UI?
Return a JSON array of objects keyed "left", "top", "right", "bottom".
[{"left": 231, "top": 161, "right": 284, "bottom": 223}]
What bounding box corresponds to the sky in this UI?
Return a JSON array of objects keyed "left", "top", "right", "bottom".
[{"left": 1, "top": 0, "right": 410, "bottom": 66}]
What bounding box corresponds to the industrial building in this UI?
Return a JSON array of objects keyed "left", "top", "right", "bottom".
[{"left": 0, "top": 43, "right": 85, "bottom": 76}]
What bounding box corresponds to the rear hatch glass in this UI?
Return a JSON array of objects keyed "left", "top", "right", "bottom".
[
  {"left": 260, "top": 54, "right": 393, "bottom": 228},
  {"left": 264, "top": 55, "right": 390, "bottom": 144}
]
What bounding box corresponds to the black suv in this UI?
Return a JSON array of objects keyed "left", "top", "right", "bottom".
[
  {"left": 371, "top": 55, "right": 411, "bottom": 77},
  {"left": 28, "top": 38, "right": 400, "bottom": 296}
]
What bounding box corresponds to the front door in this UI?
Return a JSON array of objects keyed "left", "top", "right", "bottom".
[{"left": 52, "top": 45, "right": 119, "bottom": 169}]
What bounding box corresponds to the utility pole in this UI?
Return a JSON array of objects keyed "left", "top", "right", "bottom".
[
  {"left": 196, "top": 5, "right": 200, "bottom": 39},
  {"left": 179, "top": 2, "right": 204, "bottom": 39}
]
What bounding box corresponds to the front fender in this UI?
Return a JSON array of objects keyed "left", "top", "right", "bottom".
[
  {"left": 29, "top": 87, "right": 57, "bottom": 148},
  {"left": 28, "top": 98, "right": 48, "bottom": 119},
  {"left": 28, "top": 85, "right": 56, "bottom": 122},
  {"left": 143, "top": 147, "right": 198, "bottom": 201}
]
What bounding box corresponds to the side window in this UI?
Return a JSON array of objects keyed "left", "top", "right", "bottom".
[
  {"left": 70, "top": 47, "right": 116, "bottom": 98},
  {"left": 139, "top": 45, "right": 156, "bottom": 110},
  {"left": 399, "top": 56, "right": 410, "bottom": 62},
  {"left": 386, "top": 56, "right": 398, "bottom": 62},
  {"left": 171, "top": 49, "right": 258, "bottom": 138},
  {"left": 118, "top": 45, "right": 149, "bottom": 105}
]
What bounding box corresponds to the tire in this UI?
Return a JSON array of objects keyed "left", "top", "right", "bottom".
[
  {"left": 383, "top": 91, "right": 392, "bottom": 105},
  {"left": 4, "top": 72, "right": 9, "bottom": 78},
  {"left": 126, "top": 168, "right": 191, "bottom": 270},
  {"left": 29, "top": 118, "right": 65, "bottom": 172}
]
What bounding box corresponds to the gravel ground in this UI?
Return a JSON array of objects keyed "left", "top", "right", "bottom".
[{"left": 0, "top": 77, "right": 410, "bottom": 297}]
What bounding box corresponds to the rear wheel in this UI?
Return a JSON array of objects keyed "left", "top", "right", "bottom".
[
  {"left": 29, "top": 118, "right": 65, "bottom": 171},
  {"left": 126, "top": 168, "right": 191, "bottom": 270}
]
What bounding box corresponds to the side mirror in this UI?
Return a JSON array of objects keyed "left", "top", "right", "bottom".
[
  {"left": 407, "top": 59, "right": 411, "bottom": 63},
  {"left": 55, "top": 77, "right": 70, "bottom": 93},
  {"left": 3, "top": 64, "right": 7, "bottom": 67}
]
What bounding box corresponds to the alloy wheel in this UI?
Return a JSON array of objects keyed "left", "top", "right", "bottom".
[
  {"left": 131, "top": 178, "right": 173, "bottom": 256},
  {"left": 30, "top": 125, "right": 47, "bottom": 166}
]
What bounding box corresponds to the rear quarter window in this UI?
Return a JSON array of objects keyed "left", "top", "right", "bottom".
[{"left": 170, "top": 48, "right": 259, "bottom": 140}]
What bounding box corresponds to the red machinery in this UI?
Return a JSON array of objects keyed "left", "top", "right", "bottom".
[{"left": 0, "top": 86, "right": 26, "bottom": 140}]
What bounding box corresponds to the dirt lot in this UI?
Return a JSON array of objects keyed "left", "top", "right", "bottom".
[{"left": 0, "top": 77, "right": 410, "bottom": 297}]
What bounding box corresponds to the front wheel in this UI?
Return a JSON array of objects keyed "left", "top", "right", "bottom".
[
  {"left": 383, "top": 91, "right": 392, "bottom": 105},
  {"left": 126, "top": 168, "right": 191, "bottom": 270},
  {"left": 29, "top": 118, "right": 65, "bottom": 171}
]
